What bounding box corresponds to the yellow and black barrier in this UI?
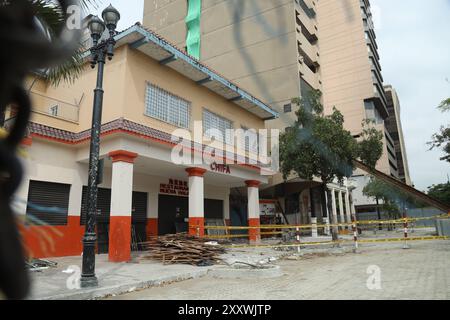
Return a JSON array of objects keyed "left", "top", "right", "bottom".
[
  {"left": 203, "top": 213, "right": 449, "bottom": 232},
  {"left": 220, "top": 236, "right": 450, "bottom": 249}
]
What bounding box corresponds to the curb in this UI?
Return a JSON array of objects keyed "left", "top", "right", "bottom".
[{"left": 34, "top": 268, "right": 210, "bottom": 300}]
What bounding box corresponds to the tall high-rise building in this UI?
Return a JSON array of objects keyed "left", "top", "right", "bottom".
[
  {"left": 143, "top": 0, "right": 398, "bottom": 174},
  {"left": 384, "top": 85, "right": 412, "bottom": 185},
  {"left": 142, "top": 0, "right": 410, "bottom": 215}
]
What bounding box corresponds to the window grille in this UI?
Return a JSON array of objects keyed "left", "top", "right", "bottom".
[
  {"left": 145, "top": 83, "right": 191, "bottom": 128},
  {"left": 203, "top": 109, "right": 233, "bottom": 144}
]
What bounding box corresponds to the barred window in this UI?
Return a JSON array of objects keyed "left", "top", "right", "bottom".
[
  {"left": 241, "top": 126, "right": 259, "bottom": 154},
  {"left": 145, "top": 83, "right": 191, "bottom": 128},
  {"left": 203, "top": 109, "right": 233, "bottom": 144}
]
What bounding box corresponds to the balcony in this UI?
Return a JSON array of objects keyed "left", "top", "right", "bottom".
[
  {"left": 296, "top": 0, "right": 316, "bottom": 19},
  {"left": 297, "top": 32, "right": 319, "bottom": 66},
  {"left": 29, "top": 91, "right": 80, "bottom": 122},
  {"left": 369, "top": 52, "right": 382, "bottom": 72},
  {"left": 370, "top": 59, "right": 384, "bottom": 84},
  {"left": 369, "top": 84, "right": 389, "bottom": 119},
  {"left": 299, "top": 60, "right": 320, "bottom": 90},
  {"left": 295, "top": 10, "right": 317, "bottom": 42}
]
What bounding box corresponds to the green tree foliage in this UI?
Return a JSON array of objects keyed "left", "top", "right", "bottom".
[
  {"left": 362, "top": 178, "right": 402, "bottom": 220},
  {"left": 438, "top": 98, "right": 450, "bottom": 112},
  {"left": 357, "top": 119, "right": 384, "bottom": 169},
  {"left": 363, "top": 178, "right": 427, "bottom": 221},
  {"left": 427, "top": 182, "right": 450, "bottom": 206},
  {"left": 429, "top": 98, "right": 450, "bottom": 162},
  {"left": 279, "top": 90, "right": 384, "bottom": 240}
]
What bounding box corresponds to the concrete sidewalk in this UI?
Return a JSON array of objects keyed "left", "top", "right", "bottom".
[
  {"left": 28, "top": 254, "right": 213, "bottom": 300},
  {"left": 28, "top": 229, "right": 432, "bottom": 300}
]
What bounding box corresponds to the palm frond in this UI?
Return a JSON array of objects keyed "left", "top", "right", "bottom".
[
  {"left": 46, "top": 47, "right": 88, "bottom": 86},
  {"left": 29, "top": 0, "right": 100, "bottom": 86},
  {"left": 438, "top": 98, "right": 450, "bottom": 112}
]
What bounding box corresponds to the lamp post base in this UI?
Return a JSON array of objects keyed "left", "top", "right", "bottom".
[{"left": 80, "top": 275, "right": 98, "bottom": 288}]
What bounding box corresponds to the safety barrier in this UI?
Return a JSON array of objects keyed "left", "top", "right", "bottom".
[
  {"left": 220, "top": 236, "right": 450, "bottom": 249},
  {"left": 188, "top": 213, "right": 450, "bottom": 251}
]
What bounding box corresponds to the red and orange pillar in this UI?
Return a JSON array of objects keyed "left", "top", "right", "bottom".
[
  {"left": 246, "top": 180, "right": 261, "bottom": 243},
  {"left": 186, "top": 167, "right": 207, "bottom": 237},
  {"left": 108, "top": 150, "right": 138, "bottom": 262}
]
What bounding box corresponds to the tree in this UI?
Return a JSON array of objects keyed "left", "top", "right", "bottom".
[
  {"left": 427, "top": 182, "right": 450, "bottom": 206},
  {"left": 363, "top": 178, "right": 402, "bottom": 220},
  {"left": 363, "top": 178, "right": 428, "bottom": 230},
  {"left": 279, "top": 90, "right": 383, "bottom": 241},
  {"left": 32, "top": 0, "right": 99, "bottom": 85},
  {"left": 438, "top": 98, "right": 450, "bottom": 112},
  {"left": 428, "top": 98, "right": 450, "bottom": 162},
  {"left": 357, "top": 119, "right": 384, "bottom": 169},
  {"left": 0, "top": 1, "right": 99, "bottom": 126}
]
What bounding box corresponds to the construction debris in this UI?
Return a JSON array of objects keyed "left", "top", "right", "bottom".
[
  {"left": 140, "top": 233, "right": 226, "bottom": 266},
  {"left": 26, "top": 259, "right": 58, "bottom": 272}
]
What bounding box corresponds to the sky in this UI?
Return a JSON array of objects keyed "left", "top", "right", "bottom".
[
  {"left": 371, "top": 0, "right": 450, "bottom": 191},
  {"left": 89, "top": 0, "right": 144, "bottom": 30},
  {"left": 88, "top": 0, "right": 450, "bottom": 192}
]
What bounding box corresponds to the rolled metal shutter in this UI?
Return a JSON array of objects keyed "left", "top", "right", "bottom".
[
  {"left": 80, "top": 187, "right": 112, "bottom": 225},
  {"left": 26, "top": 180, "right": 70, "bottom": 226},
  {"left": 132, "top": 192, "right": 148, "bottom": 250}
]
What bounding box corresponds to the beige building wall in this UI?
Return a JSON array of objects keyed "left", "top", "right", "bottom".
[
  {"left": 142, "top": 0, "right": 396, "bottom": 175},
  {"left": 143, "top": 0, "right": 321, "bottom": 131},
  {"left": 317, "top": 0, "right": 373, "bottom": 133},
  {"left": 384, "top": 85, "right": 412, "bottom": 185},
  {"left": 20, "top": 45, "right": 266, "bottom": 145},
  {"left": 316, "top": 0, "right": 395, "bottom": 176}
]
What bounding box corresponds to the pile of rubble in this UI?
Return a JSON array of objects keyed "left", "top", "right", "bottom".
[
  {"left": 26, "top": 259, "right": 57, "bottom": 272},
  {"left": 140, "top": 233, "right": 226, "bottom": 266}
]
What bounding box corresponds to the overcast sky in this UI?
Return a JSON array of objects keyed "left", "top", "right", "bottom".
[
  {"left": 89, "top": 0, "right": 450, "bottom": 191},
  {"left": 372, "top": 0, "right": 450, "bottom": 190}
]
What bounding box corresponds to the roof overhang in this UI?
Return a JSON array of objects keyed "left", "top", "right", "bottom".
[{"left": 88, "top": 24, "right": 278, "bottom": 120}]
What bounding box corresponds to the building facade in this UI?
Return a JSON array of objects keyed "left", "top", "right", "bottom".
[
  {"left": 384, "top": 85, "right": 412, "bottom": 185},
  {"left": 7, "top": 25, "right": 281, "bottom": 261},
  {"left": 142, "top": 0, "right": 408, "bottom": 214}
]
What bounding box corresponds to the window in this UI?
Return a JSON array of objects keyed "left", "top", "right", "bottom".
[
  {"left": 145, "top": 83, "right": 191, "bottom": 128},
  {"left": 49, "top": 104, "right": 59, "bottom": 116},
  {"left": 26, "top": 181, "right": 70, "bottom": 226},
  {"left": 364, "top": 101, "right": 383, "bottom": 124},
  {"left": 284, "top": 104, "right": 292, "bottom": 113},
  {"left": 203, "top": 109, "right": 233, "bottom": 144},
  {"left": 241, "top": 126, "right": 258, "bottom": 154}
]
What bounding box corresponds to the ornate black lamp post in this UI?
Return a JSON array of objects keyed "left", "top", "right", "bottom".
[{"left": 80, "top": 5, "right": 120, "bottom": 288}]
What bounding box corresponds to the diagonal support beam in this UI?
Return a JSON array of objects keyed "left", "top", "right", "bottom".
[
  {"left": 159, "top": 55, "right": 177, "bottom": 65},
  {"left": 196, "top": 77, "right": 212, "bottom": 85},
  {"left": 354, "top": 159, "right": 450, "bottom": 213},
  {"left": 130, "top": 37, "right": 149, "bottom": 49},
  {"left": 228, "top": 95, "right": 243, "bottom": 102}
]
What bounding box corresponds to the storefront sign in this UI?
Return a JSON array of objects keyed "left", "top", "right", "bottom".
[
  {"left": 160, "top": 179, "right": 189, "bottom": 196},
  {"left": 210, "top": 162, "right": 231, "bottom": 174}
]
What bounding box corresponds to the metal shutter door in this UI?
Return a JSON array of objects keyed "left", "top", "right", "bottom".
[
  {"left": 26, "top": 180, "right": 70, "bottom": 226},
  {"left": 80, "top": 187, "right": 112, "bottom": 225}
]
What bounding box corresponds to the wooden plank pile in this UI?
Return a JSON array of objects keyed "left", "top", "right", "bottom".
[{"left": 140, "top": 233, "right": 226, "bottom": 266}]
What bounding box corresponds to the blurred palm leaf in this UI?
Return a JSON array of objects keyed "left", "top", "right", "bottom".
[{"left": 30, "top": 0, "right": 100, "bottom": 86}]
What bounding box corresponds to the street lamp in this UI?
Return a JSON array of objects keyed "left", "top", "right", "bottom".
[{"left": 80, "top": 5, "right": 120, "bottom": 288}]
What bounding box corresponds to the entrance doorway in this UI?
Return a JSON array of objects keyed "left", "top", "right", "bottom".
[
  {"left": 158, "top": 194, "right": 188, "bottom": 235},
  {"left": 81, "top": 187, "right": 148, "bottom": 253},
  {"left": 157, "top": 195, "right": 225, "bottom": 235}
]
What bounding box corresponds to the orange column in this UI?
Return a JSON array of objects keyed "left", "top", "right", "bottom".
[
  {"left": 246, "top": 180, "right": 261, "bottom": 243},
  {"left": 186, "top": 167, "right": 207, "bottom": 237},
  {"left": 146, "top": 218, "right": 158, "bottom": 239},
  {"left": 108, "top": 150, "right": 137, "bottom": 262}
]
